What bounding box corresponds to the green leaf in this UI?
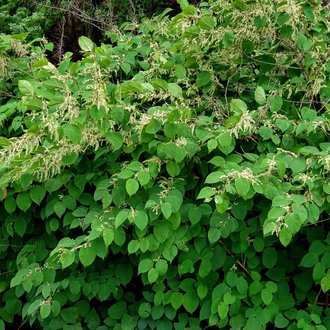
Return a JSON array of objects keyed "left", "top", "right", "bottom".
[
  {"left": 197, "top": 284, "right": 208, "bottom": 299},
  {"left": 275, "top": 314, "right": 289, "bottom": 329},
  {"left": 296, "top": 34, "right": 313, "bottom": 52},
  {"left": 4, "top": 196, "right": 16, "bottom": 214},
  {"left": 138, "top": 258, "right": 153, "bottom": 274},
  {"left": 137, "top": 171, "right": 151, "bottom": 186},
  {"left": 165, "top": 190, "right": 183, "bottom": 213},
  {"left": 236, "top": 277, "right": 248, "bottom": 295},
  {"left": 323, "top": 183, "right": 330, "bottom": 194},
  {"left": 148, "top": 268, "right": 158, "bottom": 283},
  {"left": 62, "top": 124, "right": 82, "bottom": 144},
  {"left": 207, "top": 139, "right": 217, "bottom": 152},
  {"left": 69, "top": 280, "right": 81, "bottom": 295},
  {"left": 161, "top": 202, "right": 172, "bottom": 219},
  {"left": 299, "top": 146, "right": 319, "bottom": 155},
  {"left": 103, "top": 228, "right": 114, "bottom": 247},
  {"left": 253, "top": 237, "right": 264, "bottom": 252},
  {"left": 138, "top": 302, "right": 151, "bottom": 319},
  {"left": 54, "top": 202, "right": 66, "bottom": 218},
  {"left": 266, "top": 282, "right": 277, "bottom": 293},
  {"left": 40, "top": 304, "right": 51, "bottom": 319},
  {"left": 30, "top": 186, "right": 46, "bottom": 205},
  {"left": 249, "top": 281, "right": 262, "bottom": 295},
  {"left": 215, "top": 194, "right": 230, "bottom": 213},
  {"left": 313, "top": 262, "right": 325, "bottom": 281},
  {"left": 28, "top": 299, "right": 41, "bottom": 315},
  {"left": 155, "top": 259, "right": 168, "bottom": 276},
  {"left": 51, "top": 300, "right": 61, "bottom": 317},
  {"left": 255, "top": 86, "right": 266, "bottom": 105},
  {"left": 208, "top": 227, "right": 220, "bottom": 243},
  {"left": 165, "top": 143, "right": 186, "bottom": 162},
  {"left": 218, "top": 132, "right": 235, "bottom": 155},
  {"left": 145, "top": 119, "right": 162, "bottom": 134},
  {"left": 43, "top": 78, "right": 64, "bottom": 89},
  {"left": 18, "top": 80, "right": 34, "bottom": 96},
  {"left": 301, "top": 107, "right": 317, "bottom": 120},
  {"left": 108, "top": 301, "right": 127, "bottom": 320},
  {"left": 62, "top": 152, "right": 78, "bottom": 166},
  {"left": 261, "top": 288, "right": 272, "bottom": 305},
  {"left": 230, "top": 99, "right": 247, "bottom": 113},
  {"left": 121, "top": 62, "right": 131, "bottom": 75},
  {"left": 269, "top": 95, "right": 283, "bottom": 112},
  {"left": 198, "top": 16, "right": 215, "bottom": 30},
  {"left": 321, "top": 273, "right": 330, "bottom": 292},
  {"left": 233, "top": 0, "right": 247, "bottom": 10},
  {"left": 198, "top": 259, "right": 212, "bottom": 278},
  {"left": 16, "top": 191, "right": 32, "bottom": 212},
  {"left": 133, "top": 210, "right": 148, "bottom": 231},
  {"left": 182, "top": 5, "right": 197, "bottom": 15},
  {"left": 218, "top": 303, "right": 229, "bottom": 319},
  {"left": 300, "top": 252, "right": 318, "bottom": 268},
  {"left": 27, "top": 99, "right": 43, "bottom": 110},
  {"left": 196, "top": 71, "right": 212, "bottom": 87},
  {"left": 128, "top": 240, "right": 140, "bottom": 254},
  {"left": 0, "top": 137, "right": 10, "bottom": 147},
  {"left": 179, "top": 279, "right": 195, "bottom": 293},
  {"left": 78, "top": 36, "right": 94, "bottom": 52},
  {"left": 126, "top": 178, "right": 139, "bottom": 196},
  {"left": 223, "top": 292, "right": 236, "bottom": 304},
  {"left": 45, "top": 178, "right": 62, "bottom": 193},
  {"left": 154, "top": 222, "right": 170, "bottom": 243},
  {"left": 125, "top": 163, "right": 141, "bottom": 175},
  {"left": 79, "top": 246, "right": 96, "bottom": 267},
  {"left": 183, "top": 292, "right": 199, "bottom": 314},
  {"left": 279, "top": 227, "right": 292, "bottom": 247},
  {"left": 49, "top": 218, "right": 59, "bottom": 232},
  {"left": 166, "top": 160, "right": 181, "bottom": 177},
  {"left": 197, "top": 187, "right": 215, "bottom": 199},
  {"left": 205, "top": 171, "right": 220, "bottom": 184},
  {"left": 141, "top": 83, "right": 154, "bottom": 93},
  {"left": 14, "top": 217, "right": 26, "bottom": 237},
  {"left": 60, "top": 250, "right": 75, "bottom": 268},
  {"left": 223, "top": 31, "right": 235, "bottom": 47},
  {"left": 258, "top": 126, "right": 272, "bottom": 140},
  {"left": 188, "top": 206, "right": 201, "bottom": 224},
  {"left": 105, "top": 132, "right": 123, "bottom": 151},
  {"left": 289, "top": 158, "right": 306, "bottom": 175},
  {"left": 235, "top": 177, "right": 250, "bottom": 196},
  {"left": 115, "top": 209, "right": 130, "bottom": 228},
  {"left": 121, "top": 167, "right": 138, "bottom": 179},
  {"left": 92, "top": 239, "right": 107, "bottom": 258},
  {"left": 168, "top": 83, "right": 182, "bottom": 98},
  {"left": 19, "top": 174, "right": 32, "bottom": 189},
  {"left": 10, "top": 269, "right": 28, "bottom": 287},
  {"left": 246, "top": 317, "right": 261, "bottom": 330},
  {"left": 171, "top": 292, "right": 184, "bottom": 310},
  {"left": 175, "top": 64, "right": 187, "bottom": 79}
]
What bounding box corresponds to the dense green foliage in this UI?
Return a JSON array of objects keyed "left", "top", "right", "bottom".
[
  {"left": 0, "top": 0, "right": 182, "bottom": 37},
  {"left": 0, "top": 0, "right": 330, "bottom": 329},
  {"left": 0, "top": 1, "right": 54, "bottom": 37},
  {"left": 0, "top": 0, "right": 187, "bottom": 63}
]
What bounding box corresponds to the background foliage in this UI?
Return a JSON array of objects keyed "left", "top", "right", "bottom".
[{"left": 0, "top": 0, "right": 329, "bottom": 329}]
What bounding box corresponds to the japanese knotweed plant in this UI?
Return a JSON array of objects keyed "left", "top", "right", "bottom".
[
  {"left": 0, "top": 0, "right": 329, "bottom": 329},
  {"left": 0, "top": 0, "right": 55, "bottom": 39}
]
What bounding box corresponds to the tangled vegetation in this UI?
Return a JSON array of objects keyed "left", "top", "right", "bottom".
[{"left": 0, "top": 0, "right": 329, "bottom": 329}]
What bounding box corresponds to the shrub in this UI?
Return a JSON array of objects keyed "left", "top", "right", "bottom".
[
  {"left": 0, "top": 0, "right": 329, "bottom": 329},
  {"left": 0, "top": 1, "right": 54, "bottom": 38}
]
